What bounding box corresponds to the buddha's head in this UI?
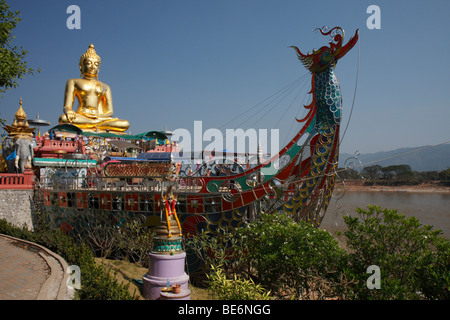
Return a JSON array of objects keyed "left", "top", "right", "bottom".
[{"left": 79, "top": 44, "right": 101, "bottom": 78}]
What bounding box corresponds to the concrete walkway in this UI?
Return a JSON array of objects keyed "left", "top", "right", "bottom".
[{"left": 0, "top": 234, "right": 73, "bottom": 300}]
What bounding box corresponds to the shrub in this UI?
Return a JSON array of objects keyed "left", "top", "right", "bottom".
[
  {"left": 238, "top": 212, "right": 348, "bottom": 299},
  {"left": 185, "top": 227, "right": 248, "bottom": 279},
  {"left": 181, "top": 206, "right": 450, "bottom": 300},
  {"left": 207, "top": 264, "right": 271, "bottom": 300},
  {"left": 81, "top": 211, "right": 120, "bottom": 259},
  {"left": 76, "top": 261, "right": 137, "bottom": 300},
  {"left": 116, "top": 219, "right": 154, "bottom": 267},
  {"left": 72, "top": 213, "right": 154, "bottom": 268},
  {"left": 341, "top": 205, "right": 450, "bottom": 299}
]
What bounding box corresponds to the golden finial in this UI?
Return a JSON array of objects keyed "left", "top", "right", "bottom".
[
  {"left": 15, "top": 97, "right": 27, "bottom": 124},
  {"left": 2, "top": 98, "right": 35, "bottom": 136}
]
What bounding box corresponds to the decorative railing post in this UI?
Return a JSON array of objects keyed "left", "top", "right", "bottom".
[{"left": 0, "top": 170, "right": 35, "bottom": 190}]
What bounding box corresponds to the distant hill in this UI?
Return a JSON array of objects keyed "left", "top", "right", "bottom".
[{"left": 340, "top": 144, "right": 450, "bottom": 172}]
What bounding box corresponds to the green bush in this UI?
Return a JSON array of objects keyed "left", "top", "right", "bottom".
[
  {"left": 238, "top": 213, "right": 348, "bottom": 299},
  {"left": 185, "top": 227, "right": 248, "bottom": 279},
  {"left": 116, "top": 219, "right": 154, "bottom": 267},
  {"left": 73, "top": 213, "right": 154, "bottom": 268},
  {"left": 341, "top": 205, "right": 450, "bottom": 299},
  {"left": 193, "top": 208, "right": 449, "bottom": 300},
  {"left": 207, "top": 264, "right": 271, "bottom": 300},
  {"left": 76, "top": 260, "right": 137, "bottom": 300}
]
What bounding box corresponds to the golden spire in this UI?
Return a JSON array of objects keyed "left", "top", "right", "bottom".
[
  {"left": 3, "top": 98, "right": 35, "bottom": 136},
  {"left": 15, "top": 98, "right": 28, "bottom": 127}
]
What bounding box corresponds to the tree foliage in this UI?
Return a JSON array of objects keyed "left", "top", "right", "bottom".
[
  {"left": 439, "top": 168, "right": 450, "bottom": 186},
  {"left": 0, "top": 0, "right": 38, "bottom": 96},
  {"left": 342, "top": 163, "right": 449, "bottom": 186},
  {"left": 361, "top": 165, "right": 382, "bottom": 180}
]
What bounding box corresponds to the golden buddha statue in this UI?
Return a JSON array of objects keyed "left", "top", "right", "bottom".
[{"left": 58, "top": 44, "right": 129, "bottom": 132}]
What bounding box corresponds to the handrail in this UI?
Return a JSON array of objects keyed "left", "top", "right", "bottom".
[
  {"left": 0, "top": 171, "right": 35, "bottom": 190},
  {"left": 37, "top": 174, "right": 206, "bottom": 193}
]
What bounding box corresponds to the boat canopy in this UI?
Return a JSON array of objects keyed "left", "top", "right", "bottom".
[
  {"left": 47, "top": 124, "right": 169, "bottom": 142},
  {"left": 108, "top": 139, "right": 142, "bottom": 151}
]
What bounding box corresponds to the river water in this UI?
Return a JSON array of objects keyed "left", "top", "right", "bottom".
[{"left": 320, "top": 191, "right": 450, "bottom": 239}]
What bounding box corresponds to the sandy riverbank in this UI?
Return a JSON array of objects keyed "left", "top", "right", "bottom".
[{"left": 336, "top": 182, "right": 450, "bottom": 193}]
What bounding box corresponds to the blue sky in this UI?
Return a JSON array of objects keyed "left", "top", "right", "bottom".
[{"left": 1, "top": 0, "right": 449, "bottom": 155}]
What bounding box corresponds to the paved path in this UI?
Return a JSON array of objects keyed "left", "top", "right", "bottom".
[{"left": 0, "top": 234, "right": 73, "bottom": 300}]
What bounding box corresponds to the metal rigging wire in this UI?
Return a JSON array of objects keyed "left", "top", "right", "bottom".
[
  {"left": 248, "top": 77, "right": 304, "bottom": 129},
  {"left": 339, "top": 36, "right": 360, "bottom": 145},
  {"left": 218, "top": 73, "right": 309, "bottom": 131}
]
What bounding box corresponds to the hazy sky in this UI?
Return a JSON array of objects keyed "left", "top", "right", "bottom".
[{"left": 1, "top": 0, "right": 449, "bottom": 155}]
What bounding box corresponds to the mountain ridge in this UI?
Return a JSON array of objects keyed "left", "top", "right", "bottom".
[{"left": 340, "top": 143, "right": 450, "bottom": 172}]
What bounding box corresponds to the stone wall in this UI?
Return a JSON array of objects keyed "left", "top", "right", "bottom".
[{"left": 0, "top": 189, "right": 34, "bottom": 230}]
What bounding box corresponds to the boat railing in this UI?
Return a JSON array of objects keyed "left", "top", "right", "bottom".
[{"left": 37, "top": 175, "right": 205, "bottom": 193}]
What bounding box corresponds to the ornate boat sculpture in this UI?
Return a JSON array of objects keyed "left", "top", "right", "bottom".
[{"left": 34, "top": 28, "right": 358, "bottom": 271}]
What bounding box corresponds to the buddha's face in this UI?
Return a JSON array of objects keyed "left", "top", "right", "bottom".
[{"left": 80, "top": 57, "right": 100, "bottom": 77}]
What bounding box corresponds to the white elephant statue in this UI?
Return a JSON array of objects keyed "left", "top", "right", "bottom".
[{"left": 1, "top": 135, "right": 35, "bottom": 173}]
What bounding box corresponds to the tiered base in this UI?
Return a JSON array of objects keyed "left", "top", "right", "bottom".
[{"left": 142, "top": 251, "right": 190, "bottom": 300}]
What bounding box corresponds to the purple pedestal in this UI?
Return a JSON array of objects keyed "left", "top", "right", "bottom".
[{"left": 142, "top": 251, "right": 189, "bottom": 300}]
